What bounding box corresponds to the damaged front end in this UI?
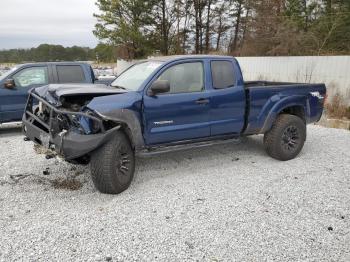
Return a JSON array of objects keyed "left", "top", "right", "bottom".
[{"left": 22, "top": 89, "right": 120, "bottom": 161}]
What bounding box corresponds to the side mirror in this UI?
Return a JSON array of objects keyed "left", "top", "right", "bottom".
[
  {"left": 149, "top": 80, "right": 170, "bottom": 96},
  {"left": 4, "top": 79, "right": 15, "bottom": 89}
]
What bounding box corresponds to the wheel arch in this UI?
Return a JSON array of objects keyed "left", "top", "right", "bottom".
[
  {"left": 279, "top": 105, "right": 306, "bottom": 123},
  {"left": 261, "top": 96, "right": 309, "bottom": 133},
  {"left": 96, "top": 109, "right": 145, "bottom": 150}
]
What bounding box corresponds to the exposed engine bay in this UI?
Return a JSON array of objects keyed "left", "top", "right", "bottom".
[
  {"left": 59, "top": 95, "right": 97, "bottom": 112},
  {"left": 30, "top": 84, "right": 124, "bottom": 135}
]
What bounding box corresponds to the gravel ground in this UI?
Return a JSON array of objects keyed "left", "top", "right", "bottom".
[{"left": 0, "top": 124, "right": 349, "bottom": 261}]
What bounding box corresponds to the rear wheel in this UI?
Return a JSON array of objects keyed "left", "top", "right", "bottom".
[
  {"left": 264, "top": 114, "right": 306, "bottom": 161},
  {"left": 90, "top": 131, "right": 135, "bottom": 194}
]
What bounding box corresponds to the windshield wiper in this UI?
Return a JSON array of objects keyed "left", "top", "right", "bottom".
[{"left": 112, "top": 85, "right": 127, "bottom": 90}]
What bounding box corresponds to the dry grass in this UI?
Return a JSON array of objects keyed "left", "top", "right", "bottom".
[
  {"left": 325, "top": 94, "right": 350, "bottom": 120},
  {"left": 51, "top": 177, "right": 83, "bottom": 191},
  {"left": 33, "top": 144, "right": 56, "bottom": 156}
]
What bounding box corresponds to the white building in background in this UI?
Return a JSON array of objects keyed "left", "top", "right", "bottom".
[
  {"left": 117, "top": 56, "right": 350, "bottom": 105},
  {"left": 236, "top": 56, "right": 350, "bottom": 104}
]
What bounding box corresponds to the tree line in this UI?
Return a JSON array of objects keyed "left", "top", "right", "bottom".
[
  {"left": 1, "top": 0, "right": 349, "bottom": 63},
  {"left": 94, "top": 0, "right": 350, "bottom": 59},
  {"left": 0, "top": 43, "right": 116, "bottom": 63}
]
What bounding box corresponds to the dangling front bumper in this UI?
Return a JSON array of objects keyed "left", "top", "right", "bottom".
[{"left": 22, "top": 92, "right": 119, "bottom": 160}]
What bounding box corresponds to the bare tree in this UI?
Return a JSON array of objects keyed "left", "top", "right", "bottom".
[{"left": 212, "top": 0, "right": 231, "bottom": 51}]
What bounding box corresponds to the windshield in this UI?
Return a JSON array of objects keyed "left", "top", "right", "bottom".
[
  {"left": 111, "top": 61, "right": 163, "bottom": 91},
  {"left": 0, "top": 66, "right": 17, "bottom": 81}
]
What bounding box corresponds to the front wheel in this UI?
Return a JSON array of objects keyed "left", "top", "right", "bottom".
[
  {"left": 264, "top": 114, "right": 306, "bottom": 161},
  {"left": 90, "top": 131, "right": 135, "bottom": 194}
]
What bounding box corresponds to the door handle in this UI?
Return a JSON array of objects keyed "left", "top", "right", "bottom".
[{"left": 195, "top": 98, "right": 209, "bottom": 105}]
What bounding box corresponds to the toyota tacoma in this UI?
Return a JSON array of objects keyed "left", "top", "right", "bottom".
[{"left": 22, "top": 55, "right": 326, "bottom": 194}]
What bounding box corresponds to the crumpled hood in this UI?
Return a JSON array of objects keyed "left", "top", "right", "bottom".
[
  {"left": 86, "top": 91, "right": 143, "bottom": 115},
  {"left": 33, "top": 84, "right": 125, "bottom": 106}
]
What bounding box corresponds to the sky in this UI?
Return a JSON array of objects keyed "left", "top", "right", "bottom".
[{"left": 0, "top": 0, "right": 99, "bottom": 49}]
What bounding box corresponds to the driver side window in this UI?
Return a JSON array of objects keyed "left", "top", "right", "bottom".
[
  {"left": 12, "top": 67, "right": 48, "bottom": 88},
  {"left": 157, "top": 62, "right": 204, "bottom": 94}
]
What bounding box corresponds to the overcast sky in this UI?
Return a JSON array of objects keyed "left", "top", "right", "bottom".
[{"left": 0, "top": 0, "right": 99, "bottom": 49}]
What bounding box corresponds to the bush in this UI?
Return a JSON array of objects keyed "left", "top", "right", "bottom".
[{"left": 325, "top": 94, "right": 350, "bottom": 119}]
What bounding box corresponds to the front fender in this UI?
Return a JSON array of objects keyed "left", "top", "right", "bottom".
[
  {"left": 94, "top": 109, "right": 145, "bottom": 150},
  {"left": 86, "top": 92, "right": 145, "bottom": 150}
]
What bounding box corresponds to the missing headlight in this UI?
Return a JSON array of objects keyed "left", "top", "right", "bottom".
[{"left": 78, "top": 110, "right": 102, "bottom": 135}]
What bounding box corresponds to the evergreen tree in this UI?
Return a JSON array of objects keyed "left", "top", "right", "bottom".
[{"left": 94, "top": 0, "right": 158, "bottom": 59}]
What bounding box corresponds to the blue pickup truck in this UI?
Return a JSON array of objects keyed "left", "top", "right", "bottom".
[
  {"left": 22, "top": 55, "right": 326, "bottom": 194},
  {"left": 0, "top": 62, "right": 114, "bottom": 123}
]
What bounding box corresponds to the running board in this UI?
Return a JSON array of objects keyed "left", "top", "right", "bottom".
[
  {"left": 0, "top": 121, "right": 23, "bottom": 129},
  {"left": 137, "top": 137, "right": 242, "bottom": 157},
  {"left": 0, "top": 121, "right": 22, "bottom": 126}
]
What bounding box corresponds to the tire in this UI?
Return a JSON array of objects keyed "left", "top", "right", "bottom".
[
  {"left": 263, "top": 114, "right": 306, "bottom": 161},
  {"left": 90, "top": 131, "right": 135, "bottom": 194}
]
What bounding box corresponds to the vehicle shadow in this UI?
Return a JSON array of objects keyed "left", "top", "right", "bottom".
[
  {"left": 0, "top": 123, "right": 22, "bottom": 137},
  {"left": 134, "top": 135, "right": 266, "bottom": 186}
]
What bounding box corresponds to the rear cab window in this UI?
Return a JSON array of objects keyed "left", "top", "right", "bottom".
[
  {"left": 211, "top": 61, "right": 235, "bottom": 89},
  {"left": 56, "top": 65, "right": 85, "bottom": 83}
]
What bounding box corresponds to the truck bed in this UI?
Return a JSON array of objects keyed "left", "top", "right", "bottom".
[{"left": 243, "top": 81, "right": 326, "bottom": 135}]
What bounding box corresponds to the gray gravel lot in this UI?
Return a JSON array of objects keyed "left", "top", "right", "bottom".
[{"left": 0, "top": 124, "right": 349, "bottom": 261}]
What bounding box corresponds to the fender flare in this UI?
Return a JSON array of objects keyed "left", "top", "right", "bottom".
[
  {"left": 95, "top": 109, "right": 145, "bottom": 150},
  {"left": 260, "top": 95, "right": 309, "bottom": 133}
]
